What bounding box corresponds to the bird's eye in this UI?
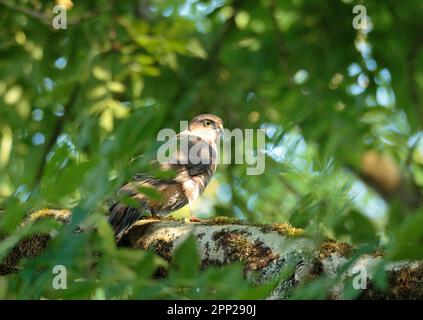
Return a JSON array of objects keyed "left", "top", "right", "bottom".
[{"left": 203, "top": 120, "right": 212, "bottom": 127}]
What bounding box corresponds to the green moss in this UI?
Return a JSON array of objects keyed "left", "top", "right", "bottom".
[
  {"left": 317, "top": 239, "right": 353, "bottom": 260},
  {"left": 360, "top": 263, "right": 423, "bottom": 300},
  {"left": 29, "top": 208, "right": 71, "bottom": 224},
  {"left": 204, "top": 216, "right": 304, "bottom": 239},
  {"left": 0, "top": 208, "right": 71, "bottom": 275},
  {"left": 0, "top": 234, "right": 50, "bottom": 275},
  {"left": 262, "top": 222, "right": 304, "bottom": 237},
  {"left": 212, "top": 231, "right": 278, "bottom": 270},
  {"left": 203, "top": 216, "right": 245, "bottom": 226},
  {"left": 386, "top": 264, "right": 423, "bottom": 299},
  {"left": 151, "top": 238, "right": 173, "bottom": 260}
]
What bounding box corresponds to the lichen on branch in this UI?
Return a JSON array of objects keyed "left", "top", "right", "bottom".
[{"left": 1, "top": 209, "right": 423, "bottom": 299}]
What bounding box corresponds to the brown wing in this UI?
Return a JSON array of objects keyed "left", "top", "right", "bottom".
[
  {"left": 108, "top": 133, "right": 216, "bottom": 240},
  {"left": 108, "top": 177, "right": 188, "bottom": 241}
]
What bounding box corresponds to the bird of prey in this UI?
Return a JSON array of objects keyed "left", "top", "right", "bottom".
[{"left": 108, "top": 114, "right": 224, "bottom": 240}]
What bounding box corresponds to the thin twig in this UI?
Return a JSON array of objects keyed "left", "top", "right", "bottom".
[
  {"left": 0, "top": 0, "right": 104, "bottom": 26},
  {"left": 0, "top": 0, "right": 50, "bottom": 24}
]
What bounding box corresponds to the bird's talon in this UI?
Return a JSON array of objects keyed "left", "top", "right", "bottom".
[{"left": 189, "top": 216, "right": 205, "bottom": 223}]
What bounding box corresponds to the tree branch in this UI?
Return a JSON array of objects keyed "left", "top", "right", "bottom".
[
  {"left": 0, "top": 0, "right": 105, "bottom": 26},
  {"left": 2, "top": 210, "right": 423, "bottom": 299},
  {"left": 0, "top": 0, "right": 50, "bottom": 25}
]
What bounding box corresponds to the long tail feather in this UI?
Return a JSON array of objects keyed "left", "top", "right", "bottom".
[{"left": 108, "top": 203, "right": 143, "bottom": 241}]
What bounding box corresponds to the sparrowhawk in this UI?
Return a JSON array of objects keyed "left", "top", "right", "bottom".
[{"left": 108, "top": 114, "right": 224, "bottom": 240}]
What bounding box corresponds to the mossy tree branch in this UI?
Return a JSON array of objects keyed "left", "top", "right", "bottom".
[{"left": 1, "top": 210, "right": 423, "bottom": 299}]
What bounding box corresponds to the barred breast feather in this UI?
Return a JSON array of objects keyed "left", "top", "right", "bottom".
[{"left": 108, "top": 132, "right": 217, "bottom": 241}]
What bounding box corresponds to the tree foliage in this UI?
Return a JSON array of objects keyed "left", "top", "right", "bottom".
[{"left": 0, "top": 0, "right": 422, "bottom": 299}]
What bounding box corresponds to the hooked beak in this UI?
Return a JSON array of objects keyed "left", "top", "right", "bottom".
[{"left": 218, "top": 123, "right": 224, "bottom": 136}]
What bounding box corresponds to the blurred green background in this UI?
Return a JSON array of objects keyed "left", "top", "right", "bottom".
[{"left": 0, "top": 0, "right": 422, "bottom": 299}]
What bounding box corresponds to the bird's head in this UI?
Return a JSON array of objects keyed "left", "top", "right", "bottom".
[{"left": 188, "top": 114, "right": 224, "bottom": 143}]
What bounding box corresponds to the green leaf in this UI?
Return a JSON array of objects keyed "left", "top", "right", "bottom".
[
  {"left": 169, "top": 235, "right": 200, "bottom": 280},
  {"left": 186, "top": 39, "right": 208, "bottom": 59},
  {"left": 334, "top": 210, "right": 378, "bottom": 244},
  {"left": 388, "top": 208, "right": 423, "bottom": 260},
  {"left": 137, "top": 186, "right": 163, "bottom": 201},
  {"left": 92, "top": 66, "right": 111, "bottom": 81},
  {"left": 96, "top": 219, "right": 116, "bottom": 254}
]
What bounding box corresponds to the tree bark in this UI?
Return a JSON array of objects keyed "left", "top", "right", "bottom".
[{"left": 1, "top": 210, "right": 423, "bottom": 299}]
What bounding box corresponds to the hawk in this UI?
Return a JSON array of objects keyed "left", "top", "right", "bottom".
[{"left": 108, "top": 114, "right": 224, "bottom": 240}]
